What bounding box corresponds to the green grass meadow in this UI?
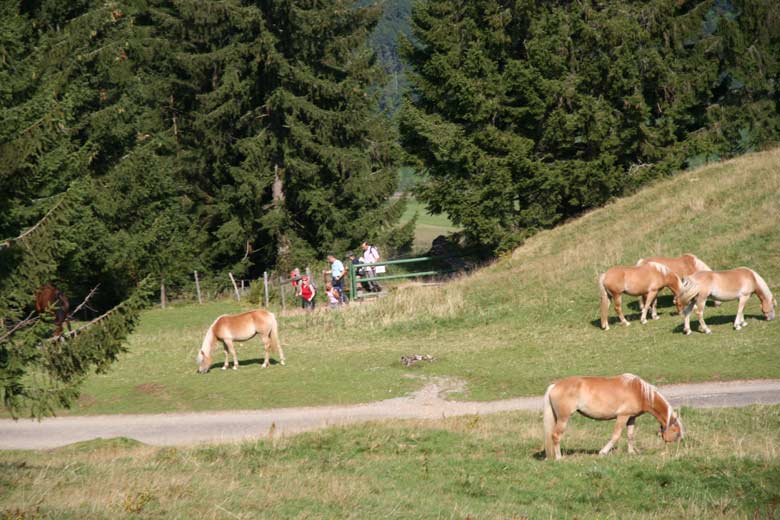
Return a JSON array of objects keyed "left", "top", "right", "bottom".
[
  {"left": 400, "top": 196, "right": 462, "bottom": 252},
  {"left": 2, "top": 406, "right": 779, "bottom": 518},
  {"left": 47, "top": 148, "right": 780, "bottom": 416}
]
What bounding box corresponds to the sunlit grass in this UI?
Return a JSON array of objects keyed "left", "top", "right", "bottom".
[{"left": 2, "top": 406, "right": 779, "bottom": 518}]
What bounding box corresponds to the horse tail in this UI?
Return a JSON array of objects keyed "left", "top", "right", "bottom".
[
  {"left": 677, "top": 276, "right": 700, "bottom": 308},
  {"left": 598, "top": 273, "right": 610, "bottom": 329},
  {"left": 691, "top": 255, "right": 712, "bottom": 272},
  {"left": 268, "top": 312, "right": 281, "bottom": 355},
  {"left": 543, "top": 384, "right": 557, "bottom": 460}
]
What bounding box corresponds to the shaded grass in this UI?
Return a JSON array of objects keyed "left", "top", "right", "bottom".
[
  {"left": 22, "top": 148, "right": 780, "bottom": 416},
  {"left": 401, "top": 196, "right": 461, "bottom": 252},
  {"left": 2, "top": 406, "right": 779, "bottom": 518}
]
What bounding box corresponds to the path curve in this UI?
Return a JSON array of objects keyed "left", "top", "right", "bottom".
[{"left": 1, "top": 378, "right": 779, "bottom": 450}]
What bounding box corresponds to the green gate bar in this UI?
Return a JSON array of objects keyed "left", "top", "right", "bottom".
[{"left": 348, "top": 256, "right": 452, "bottom": 298}]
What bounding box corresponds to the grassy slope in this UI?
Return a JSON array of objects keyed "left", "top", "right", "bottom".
[
  {"left": 2, "top": 406, "right": 779, "bottom": 518},
  {"left": 45, "top": 148, "right": 780, "bottom": 415}
]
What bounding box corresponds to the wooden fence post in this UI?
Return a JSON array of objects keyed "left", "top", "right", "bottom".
[
  {"left": 263, "top": 271, "right": 270, "bottom": 307},
  {"left": 279, "top": 275, "right": 286, "bottom": 311},
  {"left": 194, "top": 271, "right": 202, "bottom": 304},
  {"left": 229, "top": 272, "right": 241, "bottom": 301}
]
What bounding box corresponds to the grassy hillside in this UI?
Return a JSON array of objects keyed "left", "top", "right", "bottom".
[
  {"left": 2, "top": 406, "right": 779, "bottom": 518},
  {"left": 400, "top": 197, "right": 461, "bottom": 252},
  {"left": 43, "top": 148, "right": 780, "bottom": 415}
]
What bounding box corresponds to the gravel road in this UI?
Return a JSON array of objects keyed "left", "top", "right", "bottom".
[{"left": 1, "top": 378, "right": 778, "bottom": 450}]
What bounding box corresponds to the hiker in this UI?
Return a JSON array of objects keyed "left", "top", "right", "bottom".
[
  {"left": 325, "top": 282, "right": 341, "bottom": 309},
  {"left": 327, "top": 254, "right": 348, "bottom": 304},
  {"left": 361, "top": 242, "right": 383, "bottom": 292},
  {"left": 300, "top": 275, "right": 316, "bottom": 311},
  {"left": 348, "top": 251, "right": 372, "bottom": 293}
]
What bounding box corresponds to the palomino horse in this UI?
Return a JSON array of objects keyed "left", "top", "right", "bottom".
[
  {"left": 197, "top": 309, "right": 285, "bottom": 373},
  {"left": 678, "top": 268, "right": 776, "bottom": 335},
  {"left": 543, "top": 374, "right": 684, "bottom": 460},
  {"left": 35, "top": 284, "right": 72, "bottom": 337},
  {"left": 636, "top": 254, "right": 719, "bottom": 314},
  {"left": 599, "top": 262, "right": 683, "bottom": 329}
]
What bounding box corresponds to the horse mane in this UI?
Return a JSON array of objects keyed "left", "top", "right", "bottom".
[
  {"left": 748, "top": 268, "right": 774, "bottom": 302},
  {"left": 622, "top": 373, "right": 656, "bottom": 407},
  {"left": 690, "top": 255, "right": 712, "bottom": 272},
  {"left": 646, "top": 261, "right": 670, "bottom": 277}
]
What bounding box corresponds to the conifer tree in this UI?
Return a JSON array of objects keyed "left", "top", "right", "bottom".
[{"left": 400, "top": 0, "right": 780, "bottom": 251}]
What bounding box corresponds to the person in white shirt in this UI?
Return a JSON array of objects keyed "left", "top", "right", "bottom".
[{"left": 361, "top": 242, "right": 382, "bottom": 292}]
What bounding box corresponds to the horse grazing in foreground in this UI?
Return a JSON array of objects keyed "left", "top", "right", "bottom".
[
  {"left": 35, "top": 284, "right": 72, "bottom": 337},
  {"left": 678, "top": 268, "right": 776, "bottom": 335},
  {"left": 543, "top": 374, "right": 684, "bottom": 460},
  {"left": 599, "top": 262, "right": 683, "bottom": 330},
  {"left": 636, "top": 254, "right": 719, "bottom": 313},
  {"left": 197, "top": 309, "right": 286, "bottom": 373}
]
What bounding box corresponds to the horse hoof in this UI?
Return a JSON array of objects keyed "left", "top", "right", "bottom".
[
  {"left": 640, "top": 319, "right": 647, "bottom": 325},
  {"left": 602, "top": 325, "right": 610, "bottom": 331},
  {"left": 232, "top": 366, "right": 238, "bottom": 370},
  {"left": 221, "top": 366, "right": 227, "bottom": 371},
  {"left": 684, "top": 330, "right": 692, "bottom": 336},
  {"left": 261, "top": 364, "right": 268, "bottom": 369},
  {"left": 280, "top": 360, "right": 286, "bottom": 366},
  {"left": 652, "top": 315, "right": 660, "bottom": 321},
  {"left": 734, "top": 325, "right": 741, "bottom": 331}
]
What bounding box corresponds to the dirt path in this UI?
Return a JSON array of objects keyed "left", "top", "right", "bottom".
[{"left": 1, "top": 378, "right": 779, "bottom": 450}]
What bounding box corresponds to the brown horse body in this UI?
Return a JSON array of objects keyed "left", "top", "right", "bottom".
[
  {"left": 599, "top": 262, "right": 683, "bottom": 329},
  {"left": 543, "top": 374, "right": 684, "bottom": 460},
  {"left": 636, "top": 253, "right": 718, "bottom": 313},
  {"left": 34, "top": 285, "right": 71, "bottom": 337},
  {"left": 197, "top": 309, "right": 285, "bottom": 373},
  {"left": 678, "top": 268, "right": 776, "bottom": 334}
]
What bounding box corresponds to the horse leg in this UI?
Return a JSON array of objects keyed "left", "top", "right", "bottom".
[
  {"left": 613, "top": 292, "right": 630, "bottom": 326},
  {"left": 734, "top": 294, "right": 750, "bottom": 330},
  {"left": 221, "top": 341, "right": 230, "bottom": 370},
  {"left": 683, "top": 301, "right": 695, "bottom": 335},
  {"left": 599, "top": 415, "right": 629, "bottom": 456},
  {"left": 552, "top": 415, "right": 570, "bottom": 461},
  {"left": 225, "top": 339, "right": 239, "bottom": 370},
  {"left": 651, "top": 292, "right": 660, "bottom": 320},
  {"left": 626, "top": 416, "right": 637, "bottom": 454},
  {"left": 261, "top": 334, "right": 271, "bottom": 368},
  {"left": 696, "top": 297, "right": 711, "bottom": 334},
  {"left": 640, "top": 289, "right": 658, "bottom": 324}
]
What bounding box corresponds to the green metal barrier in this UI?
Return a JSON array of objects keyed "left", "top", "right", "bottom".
[{"left": 348, "top": 256, "right": 451, "bottom": 298}]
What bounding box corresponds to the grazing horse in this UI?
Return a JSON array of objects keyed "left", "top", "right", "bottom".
[
  {"left": 543, "top": 374, "right": 684, "bottom": 460},
  {"left": 599, "top": 262, "right": 683, "bottom": 330},
  {"left": 636, "top": 254, "right": 719, "bottom": 313},
  {"left": 678, "top": 268, "right": 776, "bottom": 335},
  {"left": 197, "top": 309, "right": 285, "bottom": 373},
  {"left": 34, "top": 284, "right": 72, "bottom": 337}
]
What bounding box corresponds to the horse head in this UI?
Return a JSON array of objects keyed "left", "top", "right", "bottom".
[
  {"left": 660, "top": 413, "right": 684, "bottom": 443},
  {"left": 760, "top": 296, "right": 777, "bottom": 321}
]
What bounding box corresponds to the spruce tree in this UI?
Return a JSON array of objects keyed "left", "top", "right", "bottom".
[{"left": 400, "top": 0, "right": 780, "bottom": 252}]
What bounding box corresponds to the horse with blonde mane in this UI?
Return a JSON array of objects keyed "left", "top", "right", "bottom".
[
  {"left": 543, "top": 374, "right": 684, "bottom": 460},
  {"left": 599, "top": 262, "right": 683, "bottom": 330},
  {"left": 636, "top": 253, "right": 719, "bottom": 314},
  {"left": 197, "top": 309, "right": 285, "bottom": 373},
  {"left": 678, "top": 267, "right": 776, "bottom": 335}
]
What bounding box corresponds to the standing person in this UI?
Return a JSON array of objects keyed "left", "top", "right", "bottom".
[
  {"left": 327, "top": 254, "right": 348, "bottom": 303},
  {"left": 361, "top": 242, "right": 383, "bottom": 292},
  {"left": 290, "top": 268, "right": 304, "bottom": 308},
  {"left": 348, "top": 251, "right": 371, "bottom": 294},
  {"left": 300, "top": 275, "right": 316, "bottom": 311},
  {"left": 325, "top": 282, "right": 341, "bottom": 309}
]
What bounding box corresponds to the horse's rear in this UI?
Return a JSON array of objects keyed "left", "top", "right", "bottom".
[
  {"left": 35, "top": 284, "right": 71, "bottom": 337},
  {"left": 600, "top": 263, "right": 679, "bottom": 328}
]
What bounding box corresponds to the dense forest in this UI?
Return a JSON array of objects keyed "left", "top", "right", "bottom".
[
  {"left": 2, "top": 0, "right": 779, "bottom": 416},
  {"left": 400, "top": 0, "right": 780, "bottom": 251}
]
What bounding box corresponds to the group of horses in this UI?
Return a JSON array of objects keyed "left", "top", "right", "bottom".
[
  {"left": 599, "top": 253, "right": 776, "bottom": 334},
  {"left": 186, "top": 253, "right": 774, "bottom": 462}
]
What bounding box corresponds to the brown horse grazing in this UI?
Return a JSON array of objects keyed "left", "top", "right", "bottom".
[
  {"left": 197, "top": 309, "right": 285, "bottom": 373},
  {"left": 678, "top": 268, "right": 776, "bottom": 335},
  {"left": 543, "top": 374, "right": 684, "bottom": 460},
  {"left": 34, "top": 285, "right": 72, "bottom": 337},
  {"left": 599, "top": 262, "right": 683, "bottom": 330},
  {"left": 636, "top": 254, "right": 720, "bottom": 313}
]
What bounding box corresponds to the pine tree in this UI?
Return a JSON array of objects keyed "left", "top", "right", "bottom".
[{"left": 400, "top": 0, "right": 780, "bottom": 252}]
